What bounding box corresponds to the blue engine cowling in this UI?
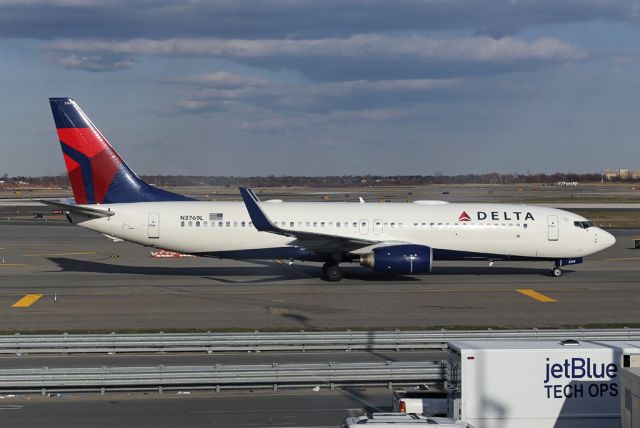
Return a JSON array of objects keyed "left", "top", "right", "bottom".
[{"left": 360, "top": 245, "right": 433, "bottom": 274}]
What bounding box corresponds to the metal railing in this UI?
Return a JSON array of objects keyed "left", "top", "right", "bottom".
[
  {"left": 0, "top": 361, "right": 446, "bottom": 393},
  {"left": 1, "top": 328, "right": 639, "bottom": 355}
]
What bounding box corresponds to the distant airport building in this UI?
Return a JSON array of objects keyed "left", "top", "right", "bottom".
[{"left": 602, "top": 169, "right": 640, "bottom": 181}]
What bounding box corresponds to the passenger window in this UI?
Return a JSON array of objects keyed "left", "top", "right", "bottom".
[
  {"left": 313, "top": 222, "right": 318, "bottom": 227},
  {"left": 337, "top": 222, "right": 341, "bottom": 227},
  {"left": 181, "top": 221, "right": 185, "bottom": 227},
  {"left": 241, "top": 221, "right": 245, "bottom": 227},
  {"left": 353, "top": 222, "right": 357, "bottom": 227},
  {"left": 234, "top": 221, "right": 238, "bottom": 227},
  {"left": 329, "top": 222, "right": 333, "bottom": 227},
  {"left": 218, "top": 221, "right": 223, "bottom": 227},
  {"left": 196, "top": 221, "right": 200, "bottom": 227},
  {"left": 298, "top": 222, "right": 302, "bottom": 228},
  {"left": 249, "top": 222, "right": 253, "bottom": 227},
  {"left": 306, "top": 222, "right": 310, "bottom": 227},
  {"left": 204, "top": 221, "right": 208, "bottom": 227},
  {"left": 321, "top": 222, "right": 325, "bottom": 227},
  {"left": 390, "top": 222, "right": 395, "bottom": 228},
  {"left": 290, "top": 222, "right": 294, "bottom": 227},
  {"left": 524, "top": 224, "right": 528, "bottom": 229},
  {"left": 188, "top": 221, "right": 193, "bottom": 227},
  {"left": 226, "top": 221, "right": 230, "bottom": 227}
]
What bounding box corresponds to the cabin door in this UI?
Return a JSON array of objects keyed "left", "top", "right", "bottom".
[{"left": 148, "top": 212, "right": 160, "bottom": 239}]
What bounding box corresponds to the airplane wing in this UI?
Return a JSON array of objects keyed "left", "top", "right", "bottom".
[
  {"left": 40, "top": 199, "right": 115, "bottom": 219},
  {"left": 239, "top": 187, "right": 378, "bottom": 253}
]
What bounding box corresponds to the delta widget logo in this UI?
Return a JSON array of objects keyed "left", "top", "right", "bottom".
[{"left": 458, "top": 211, "right": 471, "bottom": 222}]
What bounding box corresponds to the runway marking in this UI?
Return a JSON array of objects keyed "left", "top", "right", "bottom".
[
  {"left": 603, "top": 257, "right": 640, "bottom": 261},
  {"left": 0, "top": 286, "right": 587, "bottom": 298},
  {"left": 23, "top": 251, "right": 96, "bottom": 257},
  {"left": 0, "top": 264, "right": 27, "bottom": 267},
  {"left": 517, "top": 289, "right": 557, "bottom": 303},
  {"left": 12, "top": 294, "right": 43, "bottom": 308}
]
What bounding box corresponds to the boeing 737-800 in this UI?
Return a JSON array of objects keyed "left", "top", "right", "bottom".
[{"left": 45, "top": 98, "right": 616, "bottom": 281}]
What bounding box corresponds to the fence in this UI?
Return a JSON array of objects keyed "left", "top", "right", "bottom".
[{"left": 2, "top": 328, "right": 639, "bottom": 355}]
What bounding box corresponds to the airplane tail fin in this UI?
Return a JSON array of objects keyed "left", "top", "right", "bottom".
[{"left": 49, "top": 98, "right": 193, "bottom": 204}]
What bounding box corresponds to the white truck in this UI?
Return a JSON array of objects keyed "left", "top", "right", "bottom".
[{"left": 447, "top": 340, "right": 640, "bottom": 428}]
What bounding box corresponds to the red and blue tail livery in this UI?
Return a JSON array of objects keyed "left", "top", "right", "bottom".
[{"left": 49, "top": 98, "right": 193, "bottom": 204}]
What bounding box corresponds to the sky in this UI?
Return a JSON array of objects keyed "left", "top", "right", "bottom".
[{"left": 1, "top": 0, "right": 639, "bottom": 177}]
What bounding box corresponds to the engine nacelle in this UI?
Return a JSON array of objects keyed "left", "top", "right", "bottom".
[{"left": 360, "top": 244, "right": 433, "bottom": 274}]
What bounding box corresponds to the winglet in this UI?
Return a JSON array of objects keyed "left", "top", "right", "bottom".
[{"left": 239, "top": 187, "right": 280, "bottom": 232}]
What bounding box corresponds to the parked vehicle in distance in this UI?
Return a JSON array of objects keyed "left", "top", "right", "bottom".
[
  {"left": 343, "top": 413, "right": 472, "bottom": 427},
  {"left": 392, "top": 389, "right": 448, "bottom": 416}
]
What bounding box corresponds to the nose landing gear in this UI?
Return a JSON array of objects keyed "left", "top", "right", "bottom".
[{"left": 551, "top": 266, "right": 563, "bottom": 277}]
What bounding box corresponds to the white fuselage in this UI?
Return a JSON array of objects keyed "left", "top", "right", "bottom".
[{"left": 69, "top": 200, "right": 615, "bottom": 261}]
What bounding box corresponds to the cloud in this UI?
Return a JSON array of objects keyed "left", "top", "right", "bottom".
[
  {"left": 0, "top": 0, "right": 638, "bottom": 39},
  {"left": 167, "top": 71, "right": 270, "bottom": 88},
  {"left": 48, "top": 51, "right": 136, "bottom": 71},
  {"left": 169, "top": 70, "right": 463, "bottom": 115},
  {"left": 46, "top": 35, "right": 587, "bottom": 62},
  {"left": 44, "top": 35, "right": 587, "bottom": 80}
]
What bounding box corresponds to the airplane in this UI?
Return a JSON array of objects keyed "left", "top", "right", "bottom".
[{"left": 44, "top": 97, "right": 616, "bottom": 281}]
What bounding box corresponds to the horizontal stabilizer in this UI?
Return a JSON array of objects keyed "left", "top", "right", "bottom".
[{"left": 40, "top": 199, "right": 115, "bottom": 218}]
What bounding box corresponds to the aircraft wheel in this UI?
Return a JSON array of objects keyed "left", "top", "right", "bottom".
[
  {"left": 551, "top": 266, "right": 563, "bottom": 277},
  {"left": 322, "top": 263, "right": 343, "bottom": 282}
]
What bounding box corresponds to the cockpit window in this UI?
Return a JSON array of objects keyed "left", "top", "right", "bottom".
[{"left": 574, "top": 221, "right": 593, "bottom": 229}]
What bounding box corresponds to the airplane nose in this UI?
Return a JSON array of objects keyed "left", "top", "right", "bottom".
[{"left": 599, "top": 229, "right": 616, "bottom": 249}]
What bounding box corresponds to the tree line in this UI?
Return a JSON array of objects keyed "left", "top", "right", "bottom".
[{"left": 0, "top": 172, "right": 616, "bottom": 189}]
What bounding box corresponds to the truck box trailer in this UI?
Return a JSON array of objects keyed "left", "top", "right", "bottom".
[{"left": 448, "top": 340, "right": 640, "bottom": 428}]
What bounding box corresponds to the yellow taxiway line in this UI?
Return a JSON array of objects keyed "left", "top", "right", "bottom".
[
  {"left": 517, "top": 289, "right": 557, "bottom": 303},
  {"left": 0, "top": 263, "right": 28, "bottom": 267},
  {"left": 12, "top": 294, "right": 43, "bottom": 308}
]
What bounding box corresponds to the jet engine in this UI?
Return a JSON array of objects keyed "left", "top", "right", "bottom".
[{"left": 359, "top": 244, "right": 433, "bottom": 274}]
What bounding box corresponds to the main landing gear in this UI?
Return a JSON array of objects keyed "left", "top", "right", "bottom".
[
  {"left": 322, "top": 262, "right": 343, "bottom": 282},
  {"left": 551, "top": 266, "right": 563, "bottom": 278}
]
